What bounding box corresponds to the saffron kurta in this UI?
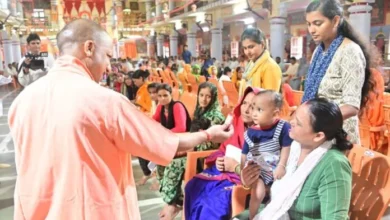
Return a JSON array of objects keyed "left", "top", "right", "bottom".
[{"left": 9, "top": 55, "right": 179, "bottom": 220}]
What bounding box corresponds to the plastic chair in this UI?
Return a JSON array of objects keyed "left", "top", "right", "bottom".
[
  {"left": 184, "top": 150, "right": 251, "bottom": 218},
  {"left": 198, "top": 75, "right": 206, "bottom": 83},
  {"left": 178, "top": 73, "right": 191, "bottom": 92},
  {"left": 383, "top": 105, "right": 390, "bottom": 156},
  {"left": 292, "top": 90, "right": 303, "bottom": 106},
  {"left": 172, "top": 88, "right": 180, "bottom": 101},
  {"left": 187, "top": 74, "right": 198, "bottom": 94},
  {"left": 180, "top": 91, "right": 197, "bottom": 119},
  {"left": 347, "top": 145, "right": 390, "bottom": 220},
  {"left": 280, "top": 98, "right": 296, "bottom": 121},
  {"left": 223, "top": 81, "right": 239, "bottom": 107},
  {"left": 384, "top": 92, "right": 390, "bottom": 105},
  {"left": 221, "top": 106, "right": 233, "bottom": 117}
]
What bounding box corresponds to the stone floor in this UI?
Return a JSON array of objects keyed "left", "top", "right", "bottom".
[{"left": 0, "top": 85, "right": 389, "bottom": 220}]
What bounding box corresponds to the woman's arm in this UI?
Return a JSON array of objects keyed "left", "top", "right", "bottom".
[
  {"left": 340, "top": 105, "right": 359, "bottom": 120},
  {"left": 319, "top": 158, "right": 352, "bottom": 219},
  {"left": 171, "top": 103, "right": 188, "bottom": 133},
  {"left": 340, "top": 44, "right": 366, "bottom": 120}
]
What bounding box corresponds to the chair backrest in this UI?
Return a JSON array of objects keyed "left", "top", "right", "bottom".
[
  {"left": 223, "top": 81, "right": 239, "bottom": 107},
  {"left": 292, "top": 90, "right": 303, "bottom": 106},
  {"left": 358, "top": 115, "right": 371, "bottom": 149},
  {"left": 178, "top": 73, "right": 190, "bottom": 92},
  {"left": 221, "top": 106, "right": 233, "bottom": 117},
  {"left": 172, "top": 88, "right": 180, "bottom": 101},
  {"left": 198, "top": 75, "right": 206, "bottom": 83},
  {"left": 180, "top": 91, "right": 197, "bottom": 119},
  {"left": 347, "top": 146, "right": 390, "bottom": 220},
  {"left": 384, "top": 92, "right": 390, "bottom": 105},
  {"left": 187, "top": 74, "right": 198, "bottom": 94}
]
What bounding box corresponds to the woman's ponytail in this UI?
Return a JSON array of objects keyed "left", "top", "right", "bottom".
[{"left": 334, "top": 129, "right": 353, "bottom": 151}]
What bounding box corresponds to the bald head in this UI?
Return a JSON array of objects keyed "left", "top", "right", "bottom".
[
  {"left": 56, "top": 19, "right": 113, "bottom": 82},
  {"left": 56, "top": 19, "right": 110, "bottom": 54}
]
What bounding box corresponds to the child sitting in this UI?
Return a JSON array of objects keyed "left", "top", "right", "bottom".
[{"left": 241, "top": 90, "right": 293, "bottom": 220}]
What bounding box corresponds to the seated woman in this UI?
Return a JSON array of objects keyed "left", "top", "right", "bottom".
[
  {"left": 232, "top": 66, "right": 244, "bottom": 90},
  {"left": 152, "top": 84, "right": 192, "bottom": 219},
  {"left": 237, "top": 98, "right": 352, "bottom": 219},
  {"left": 362, "top": 45, "right": 385, "bottom": 152},
  {"left": 184, "top": 87, "right": 259, "bottom": 220},
  {"left": 193, "top": 82, "right": 226, "bottom": 151}
]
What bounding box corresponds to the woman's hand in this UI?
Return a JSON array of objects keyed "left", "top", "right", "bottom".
[
  {"left": 273, "top": 165, "right": 286, "bottom": 180},
  {"left": 241, "top": 161, "right": 261, "bottom": 187},
  {"left": 223, "top": 157, "right": 239, "bottom": 173},
  {"left": 216, "top": 157, "right": 225, "bottom": 171}
]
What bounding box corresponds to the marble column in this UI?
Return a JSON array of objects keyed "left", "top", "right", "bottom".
[
  {"left": 147, "top": 36, "right": 155, "bottom": 58},
  {"left": 12, "top": 34, "right": 21, "bottom": 62},
  {"left": 157, "top": 34, "right": 164, "bottom": 57},
  {"left": 348, "top": 2, "right": 372, "bottom": 41},
  {"left": 155, "top": 1, "right": 162, "bottom": 19},
  {"left": 270, "top": 16, "right": 286, "bottom": 59},
  {"left": 10, "top": 0, "right": 17, "bottom": 16},
  {"left": 145, "top": 0, "right": 152, "bottom": 21},
  {"left": 1, "top": 30, "right": 14, "bottom": 65},
  {"left": 16, "top": 0, "right": 23, "bottom": 15},
  {"left": 211, "top": 19, "right": 223, "bottom": 62},
  {"left": 169, "top": 0, "right": 175, "bottom": 11},
  {"left": 20, "top": 36, "right": 27, "bottom": 56},
  {"left": 169, "top": 31, "right": 178, "bottom": 57},
  {"left": 187, "top": 22, "right": 197, "bottom": 57}
]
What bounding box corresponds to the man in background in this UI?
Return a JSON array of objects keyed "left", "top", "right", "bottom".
[
  {"left": 17, "top": 33, "right": 55, "bottom": 87},
  {"left": 182, "top": 45, "right": 192, "bottom": 64}
]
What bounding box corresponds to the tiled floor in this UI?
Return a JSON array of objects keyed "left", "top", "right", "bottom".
[{"left": 0, "top": 85, "right": 389, "bottom": 220}]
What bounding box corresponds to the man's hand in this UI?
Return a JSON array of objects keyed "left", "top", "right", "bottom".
[
  {"left": 24, "top": 58, "right": 32, "bottom": 65},
  {"left": 205, "top": 124, "right": 234, "bottom": 143}
]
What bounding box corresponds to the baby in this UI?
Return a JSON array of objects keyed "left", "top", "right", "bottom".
[{"left": 242, "top": 90, "right": 293, "bottom": 220}]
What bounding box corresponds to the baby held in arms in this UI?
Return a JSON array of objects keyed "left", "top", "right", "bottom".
[{"left": 241, "top": 90, "right": 293, "bottom": 220}]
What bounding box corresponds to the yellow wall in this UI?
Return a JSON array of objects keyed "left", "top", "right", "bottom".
[{"left": 386, "top": 12, "right": 390, "bottom": 25}]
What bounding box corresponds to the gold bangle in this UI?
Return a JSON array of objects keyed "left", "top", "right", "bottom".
[
  {"left": 242, "top": 185, "right": 251, "bottom": 190},
  {"left": 234, "top": 164, "right": 241, "bottom": 175},
  {"left": 277, "top": 164, "right": 286, "bottom": 168}
]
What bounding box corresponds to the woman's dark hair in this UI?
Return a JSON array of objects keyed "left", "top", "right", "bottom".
[
  {"left": 194, "top": 82, "right": 218, "bottom": 120},
  {"left": 306, "top": 0, "right": 374, "bottom": 112},
  {"left": 240, "top": 27, "right": 266, "bottom": 49},
  {"left": 171, "top": 63, "right": 178, "bottom": 72},
  {"left": 223, "top": 67, "right": 231, "bottom": 76},
  {"left": 148, "top": 82, "right": 160, "bottom": 91},
  {"left": 236, "top": 66, "right": 243, "bottom": 73},
  {"left": 306, "top": 98, "right": 353, "bottom": 151},
  {"left": 132, "top": 69, "right": 149, "bottom": 79},
  {"left": 156, "top": 83, "right": 172, "bottom": 94},
  {"left": 159, "top": 87, "right": 191, "bottom": 132}
]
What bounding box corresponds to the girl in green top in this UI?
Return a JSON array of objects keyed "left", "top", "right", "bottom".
[
  {"left": 193, "top": 82, "right": 225, "bottom": 151},
  {"left": 239, "top": 98, "right": 352, "bottom": 220}
]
